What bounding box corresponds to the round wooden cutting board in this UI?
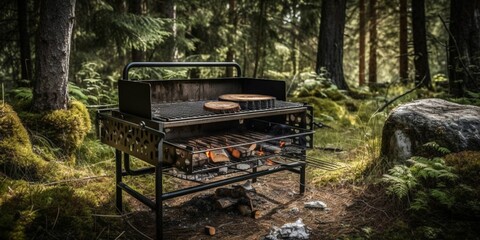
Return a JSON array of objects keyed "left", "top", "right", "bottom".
[
  {"left": 218, "top": 94, "right": 275, "bottom": 110},
  {"left": 203, "top": 101, "right": 241, "bottom": 113}
]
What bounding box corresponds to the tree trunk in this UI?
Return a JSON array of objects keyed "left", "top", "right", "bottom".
[
  {"left": 412, "top": 0, "right": 432, "bottom": 89},
  {"left": 253, "top": 0, "right": 266, "bottom": 79},
  {"left": 448, "top": 0, "right": 480, "bottom": 96},
  {"left": 129, "top": 0, "right": 145, "bottom": 62},
  {"left": 115, "top": 0, "right": 128, "bottom": 66},
  {"left": 359, "top": 0, "right": 366, "bottom": 86},
  {"left": 399, "top": 0, "right": 409, "bottom": 84},
  {"left": 226, "top": 0, "right": 237, "bottom": 77},
  {"left": 33, "top": 0, "right": 75, "bottom": 112},
  {"left": 17, "top": 0, "right": 33, "bottom": 86},
  {"left": 368, "top": 0, "right": 377, "bottom": 87},
  {"left": 155, "top": 0, "right": 176, "bottom": 62},
  {"left": 316, "top": 0, "right": 349, "bottom": 90}
]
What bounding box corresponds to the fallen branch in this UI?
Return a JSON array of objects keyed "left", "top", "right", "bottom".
[
  {"left": 125, "top": 218, "right": 153, "bottom": 240},
  {"left": 32, "top": 175, "right": 110, "bottom": 186},
  {"left": 374, "top": 76, "right": 425, "bottom": 114},
  {"left": 314, "top": 146, "right": 344, "bottom": 152}
]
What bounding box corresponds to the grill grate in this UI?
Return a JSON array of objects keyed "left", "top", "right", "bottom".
[{"left": 151, "top": 100, "right": 303, "bottom": 121}]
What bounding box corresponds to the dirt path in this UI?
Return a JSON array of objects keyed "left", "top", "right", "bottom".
[{"left": 122, "top": 171, "right": 400, "bottom": 239}]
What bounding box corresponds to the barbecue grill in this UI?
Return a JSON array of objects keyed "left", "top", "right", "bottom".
[{"left": 96, "top": 62, "right": 315, "bottom": 239}]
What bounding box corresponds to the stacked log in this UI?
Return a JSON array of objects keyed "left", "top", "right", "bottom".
[{"left": 218, "top": 94, "right": 275, "bottom": 110}]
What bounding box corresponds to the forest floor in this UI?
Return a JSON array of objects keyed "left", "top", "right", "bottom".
[{"left": 118, "top": 169, "right": 402, "bottom": 240}]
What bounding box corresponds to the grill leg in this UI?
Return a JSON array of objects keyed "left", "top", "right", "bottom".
[
  {"left": 300, "top": 164, "right": 306, "bottom": 194},
  {"left": 155, "top": 140, "right": 164, "bottom": 240},
  {"left": 115, "top": 149, "right": 123, "bottom": 213}
]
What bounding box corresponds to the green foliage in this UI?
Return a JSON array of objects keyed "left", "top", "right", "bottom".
[
  {"left": 383, "top": 165, "right": 417, "bottom": 199},
  {"left": 383, "top": 154, "right": 458, "bottom": 210},
  {"left": 0, "top": 102, "right": 48, "bottom": 180},
  {"left": 72, "top": 61, "right": 118, "bottom": 105},
  {"left": 0, "top": 179, "right": 114, "bottom": 239},
  {"left": 20, "top": 101, "right": 92, "bottom": 162},
  {"left": 382, "top": 143, "right": 480, "bottom": 239},
  {"left": 445, "top": 151, "right": 480, "bottom": 186},
  {"left": 92, "top": 4, "right": 170, "bottom": 51},
  {"left": 291, "top": 70, "right": 346, "bottom": 100}
]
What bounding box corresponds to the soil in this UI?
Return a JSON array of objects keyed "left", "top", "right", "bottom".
[{"left": 120, "top": 171, "right": 402, "bottom": 240}]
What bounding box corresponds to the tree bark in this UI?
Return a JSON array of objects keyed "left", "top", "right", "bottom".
[
  {"left": 17, "top": 0, "right": 33, "bottom": 85},
  {"left": 226, "top": 0, "right": 237, "bottom": 77},
  {"left": 399, "top": 0, "right": 409, "bottom": 84},
  {"left": 156, "top": 0, "right": 176, "bottom": 62},
  {"left": 316, "top": 0, "right": 349, "bottom": 90},
  {"left": 368, "top": 0, "right": 377, "bottom": 87},
  {"left": 411, "top": 0, "right": 432, "bottom": 89},
  {"left": 33, "top": 0, "right": 76, "bottom": 111},
  {"left": 359, "top": 0, "right": 366, "bottom": 86},
  {"left": 253, "top": 0, "right": 266, "bottom": 79},
  {"left": 448, "top": 0, "right": 480, "bottom": 96},
  {"left": 129, "top": 0, "right": 145, "bottom": 62}
]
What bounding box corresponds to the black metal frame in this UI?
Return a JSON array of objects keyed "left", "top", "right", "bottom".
[
  {"left": 97, "top": 62, "right": 312, "bottom": 239},
  {"left": 98, "top": 110, "right": 307, "bottom": 239},
  {"left": 116, "top": 150, "right": 305, "bottom": 239}
]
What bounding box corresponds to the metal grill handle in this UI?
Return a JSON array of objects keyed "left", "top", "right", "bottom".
[{"left": 122, "top": 62, "right": 242, "bottom": 80}]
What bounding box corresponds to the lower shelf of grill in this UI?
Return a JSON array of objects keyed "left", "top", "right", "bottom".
[{"left": 163, "top": 155, "right": 305, "bottom": 183}]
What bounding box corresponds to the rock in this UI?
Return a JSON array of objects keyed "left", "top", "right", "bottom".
[
  {"left": 290, "top": 207, "right": 300, "bottom": 214},
  {"left": 381, "top": 98, "right": 480, "bottom": 162},
  {"left": 236, "top": 163, "right": 250, "bottom": 170},
  {"left": 304, "top": 201, "right": 327, "bottom": 209},
  {"left": 263, "top": 219, "right": 309, "bottom": 240},
  {"left": 218, "top": 167, "right": 228, "bottom": 174}
]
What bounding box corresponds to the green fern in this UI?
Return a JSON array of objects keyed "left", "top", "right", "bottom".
[
  {"left": 10, "top": 88, "right": 33, "bottom": 102},
  {"left": 423, "top": 141, "right": 451, "bottom": 155},
  {"left": 382, "top": 165, "right": 417, "bottom": 199},
  {"left": 410, "top": 190, "right": 429, "bottom": 211},
  {"left": 383, "top": 144, "right": 462, "bottom": 216},
  {"left": 430, "top": 189, "right": 455, "bottom": 208}
]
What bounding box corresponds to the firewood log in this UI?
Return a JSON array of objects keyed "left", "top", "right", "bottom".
[
  {"left": 207, "top": 149, "right": 230, "bottom": 163},
  {"left": 204, "top": 101, "right": 240, "bottom": 113},
  {"left": 256, "top": 143, "right": 282, "bottom": 154},
  {"left": 237, "top": 204, "right": 252, "bottom": 216},
  {"left": 215, "top": 187, "right": 246, "bottom": 199},
  {"left": 251, "top": 210, "right": 261, "bottom": 219},
  {"left": 192, "top": 153, "right": 208, "bottom": 167},
  {"left": 227, "top": 144, "right": 257, "bottom": 159},
  {"left": 204, "top": 226, "right": 216, "bottom": 236},
  {"left": 215, "top": 197, "right": 238, "bottom": 209}
]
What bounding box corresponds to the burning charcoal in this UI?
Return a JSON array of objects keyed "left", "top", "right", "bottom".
[
  {"left": 263, "top": 219, "right": 310, "bottom": 240},
  {"left": 304, "top": 201, "right": 327, "bottom": 210}
]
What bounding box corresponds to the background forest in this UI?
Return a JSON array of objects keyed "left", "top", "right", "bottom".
[{"left": 1, "top": 0, "right": 480, "bottom": 239}]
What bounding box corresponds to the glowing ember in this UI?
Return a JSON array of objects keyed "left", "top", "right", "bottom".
[
  {"left": 257, "top": 149, "right": 265, "bottom": 156},
  {"left": 266, "top": 159, "right": 275, "bottom": 165},
  {"left": 279, "top": 141, "right": 286, "bottom": 148}
]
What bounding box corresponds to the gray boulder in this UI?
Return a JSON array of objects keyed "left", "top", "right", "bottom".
[{"left": 381, "top": 98, "right": 480, "bottom": 162}]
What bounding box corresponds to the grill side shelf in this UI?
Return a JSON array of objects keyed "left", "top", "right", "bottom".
[{"left": 97, "top": 110, "right": 165, "bottom": 164}]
